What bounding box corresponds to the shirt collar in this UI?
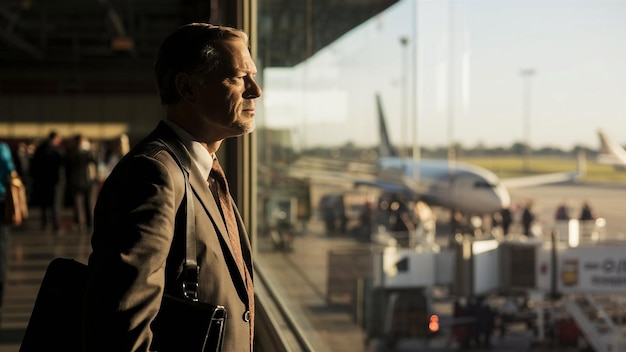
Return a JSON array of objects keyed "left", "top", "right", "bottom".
[{"left": 163, "top": 119, "right": 213, "bottom": 180}]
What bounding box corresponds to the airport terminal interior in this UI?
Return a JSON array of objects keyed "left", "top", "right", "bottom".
[{"left": 2, "top": 0, "right": 626, "bottom": 351}]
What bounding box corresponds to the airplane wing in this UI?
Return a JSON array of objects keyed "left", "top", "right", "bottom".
[
  {"left": 501, "top": 152, "right": 586, "bottom": 189},
  {"left": 501, "top": 171, "right": 581, "bottom": 189}
]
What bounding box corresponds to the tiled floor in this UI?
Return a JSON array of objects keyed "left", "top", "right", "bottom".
[{"left": 1, "top": 209, "right": 91, "bottom": 352}]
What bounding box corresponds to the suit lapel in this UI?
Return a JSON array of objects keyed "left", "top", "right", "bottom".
[
  {"left": 188, "top": 167, "right": 227, "bottom": 243},
  {"left": 188, "top": 164, "right": 248, "bottom": 289},
  {"left": 151, "top": 122, "right": 248, "bottom": 291}
]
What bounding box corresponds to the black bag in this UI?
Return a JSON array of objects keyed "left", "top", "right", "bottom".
[
  {"left": 152, "top": 293, "right": 227, "bottom": 352},
  {"left": 19, "top": 258, "right": 87, "bottom": 352},
  {"left": 20, "top": 140, "right": 227, "bottom": 352},
  {"left": 19, "top": 258, "right": 226, "bottom": 352}
]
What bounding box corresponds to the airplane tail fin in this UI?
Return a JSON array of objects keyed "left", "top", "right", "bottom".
[
  {"left": 598, "top": 129, "right": 612, "bottom": 155},
  {"left": 376, "top": 93, "right": 397, "bottom": 158},
  {"left": 597, "top": 129, "right": 626, "bottom": 165}
]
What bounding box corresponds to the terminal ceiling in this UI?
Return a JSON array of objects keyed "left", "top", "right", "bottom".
[{"left": 0, "top": 0, "right": 397, "bottom": 93}]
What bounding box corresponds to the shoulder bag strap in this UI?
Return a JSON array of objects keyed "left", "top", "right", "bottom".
[{"left": 158, "top": 139, "right": 200, "bottom": 301}]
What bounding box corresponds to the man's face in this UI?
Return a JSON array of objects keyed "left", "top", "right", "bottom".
[{"left": 193, "top": 38, "right": 262, "bottom": 140}]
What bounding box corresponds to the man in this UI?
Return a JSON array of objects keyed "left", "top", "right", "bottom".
[
  {"left": 0, "top": 142, "right": 16, "bottom": 314},
  {"left": 30, "top": 131, "right": 64, "bottom": 233},
  {"left": 82, "top": 23, "right": 261, "bottom": 351},
  {"left": 521, "top": 200, "right": 535, "bottom": 236},
  {"left": 64, "top": 134, "right": 97, "bottom": 232}
]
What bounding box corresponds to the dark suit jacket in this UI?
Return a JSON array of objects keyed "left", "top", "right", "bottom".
[{"left": 82, "top": 122, "right": 253, "bottom": 351}]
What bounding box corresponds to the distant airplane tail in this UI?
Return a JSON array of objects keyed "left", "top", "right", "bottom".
[
  {"left": 598, "top": 129, "right": 612, "bottom": 155},
  {"left": 376, "top": 93, "right": 398, "bottom": 158},
  {"left": 597, "top": 129, "right": 626, "bottom": 168}
]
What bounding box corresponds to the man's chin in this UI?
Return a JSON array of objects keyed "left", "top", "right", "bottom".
[{"left": 230, "top": 121, "right": 255, "bottom": 137}]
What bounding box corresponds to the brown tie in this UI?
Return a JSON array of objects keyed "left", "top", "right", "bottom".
[{"left": 210, "top": 159, "right": 255, "bottom": 347}]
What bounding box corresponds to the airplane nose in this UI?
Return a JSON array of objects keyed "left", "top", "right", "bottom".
[{"left": 497, "top": 186, "right": 511, "bottom": 209}]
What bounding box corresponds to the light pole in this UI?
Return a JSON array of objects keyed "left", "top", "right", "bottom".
[
  {"left": 411, "top": 0, "right": 420, "bottom": 184},
  {"left": 520, "top": 68, "right": 535, "bottom": 172},
  {"left": 400, "top": 36, "right": 409, "bottom": 158}
]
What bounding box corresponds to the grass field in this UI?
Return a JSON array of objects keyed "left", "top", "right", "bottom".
[{"left": 458, "top": 156, "right": 626, "bottom": 184}]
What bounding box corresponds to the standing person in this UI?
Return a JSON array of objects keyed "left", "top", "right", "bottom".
[
  {"left": 319, "top": 194, "right": 338, "bottom": 234},
  {"left": 555, "top": 201, "right": 570, "bottom": 221},
  {"left": 500, "top": 207, "right": 512, "bottom": 235},
  {"left": 0, "top": 141, "right": 16, "bottom": 317},
  {"left": 334, "top": 196, "right": 348, "bottom": 234},
  {"left": 356, "top": 200, "right": 374, "bottom": 242},
  {"left": 579, "top": 200, "right": 595, "bottom": 221},
  {"left": 521, "top": 200, "right": 535, "bottom": 237},
  {"left": 29, "top": 131, "right": 64, "bottom": 233},
  {"left": 64, "top": 134, "right": 98, "bottom": 232},
  {"left": 475, "top": 297, "right": 496, "bottom": 348},
  {"left": 82, "top": 23, "right": 262, "bottom": 351},
  {"left": 578, "top": 200, "right": 596, "bottom": 238}
]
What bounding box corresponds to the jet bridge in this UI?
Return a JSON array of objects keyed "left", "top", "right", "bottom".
[
  {"left": 497, "top": 219, "right": 626, "bottom": 351},
  {"left": 333, "top": 214, "right": 626, "bottom": 350},
  {"left": 372, "top": 217, "right": 626, "bottom": 350}
]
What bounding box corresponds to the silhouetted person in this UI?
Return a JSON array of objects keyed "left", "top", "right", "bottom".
[
  {"left": 30, "top": 131, "right": 64, "bottom": 233},
  {"left": 501, "top": 207, "right": 512, "bottom": 235},
  {"left": 475, "top": 298, "right": 496, "bottom": 348},
  {"left": 521, "top": 201, "right": 535, "bottom": 236},
  {"left": 65, "top": 134, "right": 97, "bottom": 232},
  {"left": 334, "top": 196, "right": 348, "bottom": 234},
  {"left": 0, "top": 142, "right": 16, "bottom": 313},
  {"left": 320, "top": 195, "right": 337, "bottom": 234},
  {"left": 579, "top": 200, "right": 594, "bottom": 221},
  {"left": 356, "top": 201, "right": 374, "bottom": 242},
  {"left": 555, "top": 201, "right": 570, "bottom": 221}
]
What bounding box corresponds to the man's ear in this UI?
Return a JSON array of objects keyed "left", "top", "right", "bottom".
[{"left": 175, "top": 73, "right": 196, "bottom": 103}]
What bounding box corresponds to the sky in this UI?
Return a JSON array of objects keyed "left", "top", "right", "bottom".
[{"left": 259, "top": 0, "right": 626, "bottom": 151}]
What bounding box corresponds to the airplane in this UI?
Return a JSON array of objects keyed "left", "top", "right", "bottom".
[
  {"left": 596, "top": 129, "right": 626, "bottom": 171},
  {"left": 288, "top": 94, "right": 584, "bottom": 218}
]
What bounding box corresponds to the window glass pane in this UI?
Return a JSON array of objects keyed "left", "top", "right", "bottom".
[{"left": 255, "top": 1, "right": 626, "bottom": 350}]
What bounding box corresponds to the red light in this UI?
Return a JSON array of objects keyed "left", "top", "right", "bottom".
[{"left": 429, "top": 314, "right": 439, "bottom": 333}]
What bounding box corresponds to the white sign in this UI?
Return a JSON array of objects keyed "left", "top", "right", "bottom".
[{"left": 537, "top": 245, "right": 626, "bottom": 294}]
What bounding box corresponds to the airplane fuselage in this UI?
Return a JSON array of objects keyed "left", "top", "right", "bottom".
[{"left": 379, "top": 157, "right": 511, "bottom": 215}]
